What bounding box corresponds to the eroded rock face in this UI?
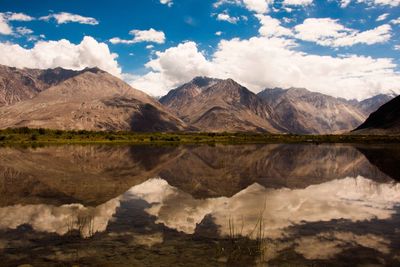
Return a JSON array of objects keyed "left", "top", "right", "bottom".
[
  {"left": 0, "top": 65, "right": 187, "bottom": 131},
  {"left": 160, "top": 77, "right": 285, "bottom": 133},
  {"left": 257, "top": 87, "right": 368, "bottom": 134}
]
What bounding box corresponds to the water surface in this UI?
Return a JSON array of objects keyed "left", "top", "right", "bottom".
[{"left": 0, "top": 144, "right": 399, "bottom": 266}]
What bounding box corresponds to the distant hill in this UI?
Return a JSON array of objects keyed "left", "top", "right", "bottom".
[
  {"left": 353, "top": 95, "right": 400, "bottom": 134},
  {"left": 257, "top": 87, "right": 367, "bottom": 134},
  {"left": 0, "top": 65, "right": 187, "bottom": 131}
]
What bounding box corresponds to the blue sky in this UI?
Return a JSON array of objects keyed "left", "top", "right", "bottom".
[{"left": 0, "top": 0, "right": 399, "bottom": 99}]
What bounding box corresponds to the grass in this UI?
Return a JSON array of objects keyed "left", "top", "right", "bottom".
[
  {"left": 217, "top": 207, "right": 269, "bottom": 265},
  {"left": 0, "top": 127, "right": 399, "bottom": 145}
]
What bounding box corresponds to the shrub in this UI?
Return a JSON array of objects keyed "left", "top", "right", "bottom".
[{"left": 30, "top": 134, "right": 38, "bottom": 141}]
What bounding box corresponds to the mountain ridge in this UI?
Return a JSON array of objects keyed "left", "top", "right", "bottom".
[{"left": 0, "top": 65, "right": 188, "bottom": 132}]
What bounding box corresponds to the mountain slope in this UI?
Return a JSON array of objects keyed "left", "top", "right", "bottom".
[
  {"left": 0, "top": 66, "right": 187, "bottom": 131},
  {"left": 257, "top": 87, "right": 367, "bottom": 134},
  {"left": 160, "top": 77, "right": 284, "bottom": 133},
  {"left": 353, "top": 95, "right": 400, "bottom": 134},
  {"left": 0, "top": 64, "right": 83, "bottom": 106},
  {"left": 345, "top": 94, "right": 395, "bottom": 116}
]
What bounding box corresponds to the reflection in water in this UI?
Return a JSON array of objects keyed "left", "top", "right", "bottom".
[
  {"left": 0, "top": 144, "right": 399, "bottom": 266},
  {"left": 0, "top": 144, "right": 396, "bottom": 206}
]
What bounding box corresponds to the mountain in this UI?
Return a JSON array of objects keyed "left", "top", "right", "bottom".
[
  {"left": 353, "top": 95, "right": 400, "bottom": 134},
  {"left": 0, "top": 64, "right": 83, "bottom": 106},
  {"left": 257, "top": 87, "right": 366, "bottom": 134},
  {"left": 160, "top": 77, "right": 284, "bottom": 133},
  {"left": 0, "top": 65, "right": 187, "bottom": 131},
  {"left": 346, "top": 94, "right": 395, "bottom": 115}
]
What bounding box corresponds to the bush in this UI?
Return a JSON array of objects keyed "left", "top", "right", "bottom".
[
  {"left": 38, "top": 128, "right": 46, "bottom": 135},
  {"left": 30, "top": 134, "right": 38, "bottom": 141}
]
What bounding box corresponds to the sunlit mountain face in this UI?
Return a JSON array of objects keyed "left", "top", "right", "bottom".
[
  {"left": 0, "top": 144, "right": 399, "bottom": 266},
  {"left": 0, "top": 0, "right": 399, "bottom": 99}
]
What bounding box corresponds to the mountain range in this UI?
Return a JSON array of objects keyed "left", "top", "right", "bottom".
[{"left": 0, "top": 65, "right": 397, "bottom": 134}]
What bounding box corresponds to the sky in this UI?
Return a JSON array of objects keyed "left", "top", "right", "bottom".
[{"left": 0, "top": 0, "right": 399, "bottom": 100}]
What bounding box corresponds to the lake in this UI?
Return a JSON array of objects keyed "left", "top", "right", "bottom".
[{"left": 0, "top": 144, "right": 399, "bottom": 266}]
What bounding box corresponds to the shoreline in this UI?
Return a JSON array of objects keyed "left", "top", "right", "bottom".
[{"left": 0, "top": 128, "right": 399, "bottom": 145}]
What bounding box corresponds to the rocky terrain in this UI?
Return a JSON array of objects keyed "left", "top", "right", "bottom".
[
  {"left": 161, "top": 77, "right": 395, "bottom": 134},
  {"left": 257, "top": 88, "right": 367, "bottom": 134},
  {"left": 353, "top": 95, "right": 400, "bottom": 134},
  {"left": 0, "top": 65, "right": 187, "bottom": 131},
  {"left": 0, "top": 65, "right": 396, "bottom": 134},
  {"left": 160, "top": 77, "right": 285, "bottom": 133}
]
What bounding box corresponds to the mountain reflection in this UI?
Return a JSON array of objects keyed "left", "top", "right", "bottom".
[
  {"left": 0, "top": 144, "right": 399, "bottom": 266},
  {"left": 0, "top": 144, "right": 396, "bottom": 207}
]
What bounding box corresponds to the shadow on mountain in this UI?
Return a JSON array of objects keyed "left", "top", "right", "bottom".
[{"left": 355, "top": 144, "right": 400, "bottom": 181}]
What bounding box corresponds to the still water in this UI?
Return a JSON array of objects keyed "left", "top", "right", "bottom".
[{"left": 0, "top": 144, "right": 399, "bottom": 266}]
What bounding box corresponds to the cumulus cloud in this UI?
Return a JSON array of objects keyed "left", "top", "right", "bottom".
[
  {"left": 214, "top": 0, "right": 272, "bottom": 14},
  {"left": 5, "top": 12, "right": 34, "bottom": 21},
  {"left": 216, "top": 12, "right": 240, "bottom": 23},
  {"left": 256, "top": 15, "right": 293, "bottom": 37},
  {"left": 110, "top": 28, "right": 166, "bottom": 45},
  {"left": 0, "top": 12, "right": 34, "bottom": 35},
  {"left": 160, "top": 0, "right": 173, "bottom": 7},
  {"left": 40, "top": 12, "right": 99, "bottom": 25},
  {"left": 0, "top": 36, "right": 121, "bottom": 77},
  {"left": 283, "top": 0, "right": 313, "bottom": 6},
  {"left": 294, "top": 18, "right": 392, "bottom": 47},
  {"left": 128, "top": 36, "right": 400, "bottom": 99},
  {"left": 0, "top": 14, "right": 12, "bottom": 35}
]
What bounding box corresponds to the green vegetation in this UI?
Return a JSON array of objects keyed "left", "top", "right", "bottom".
[{"left": 0, "top": 127, "right": 399, "bottom": 145}]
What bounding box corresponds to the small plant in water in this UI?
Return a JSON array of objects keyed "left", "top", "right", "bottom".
[{"left": 218, "top": 205, "right": 269, "bottom": 266}]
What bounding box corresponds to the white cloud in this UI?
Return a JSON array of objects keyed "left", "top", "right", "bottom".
[
  {"left": 215, "top": 31, "right": 223, "bottom": 36},
  {"left": 0, "top": 36, "right": 121, "bottom": 77},
  {"left": 129, "top": 42, "right": 213, "bottom": 96},
  {"left": 357, "top": 0, "right": 400, "bottom": 6},
  {"left": 0, "top": 13, "right": 12, "bottom": 35},
  {"left": 283, "top": 0, "right": 313, "bottom": 6},
  {"left": 216, "top": 12, "right": 240, "bottom": 23},
  {"left": 391, "top": 17, "right": 400, "bottom": 24},
  {"left": 6, "top": 12, "right": 34, "bottom": 21},
  {"left": 0, "top": 12, "right": 35, "bottom": 35},
  {"left": 214, "top": 0, "right": 272, "bottom": 14},
  {"left": 256, "top": 15, "right": 293, "bottom": 37},
  {"left": 40, "top": 12, "right": 99, "bottom": 25},
  {"left": 128, "top": 36, "right": 400, "bottom": 99},
  {"left": 339, "top": 0, "right": 400, "bottom": 7},
  {"left": 160, "top": 0, "right": 173, "bottom": 7},
  {"left": 394, "top": 44, "right": 400, "bottom": 50},
  {"left": 294, "top": 18, "right": 392, "bottom": 47},
  {"left": 243, "top": 0, "right": 272, "bottom": 13},
  {"left": 15, "top": 26, "right": 33, "bottom": 35},
  {"left": 339, "top": 0, "right": 352, "bottom": 7},
  {"left": 110, "top": 28, "right": 166, "bottom": 45},
  {"left": 146, "top": 44, "right": 154, "bottom": 49},
  {"left": 376, "top": 13, "right": 389, "bottom": 21}
]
